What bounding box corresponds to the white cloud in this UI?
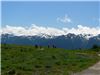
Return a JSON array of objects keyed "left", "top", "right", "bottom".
[
  {"left": 63, "top": 25, "right": 100, "bottom": 36},
  {"left": 1, "top": 24, "right": 66, "bottom": 36},
  {"left": 1, "top": 24, "right": 100, "bottom": 36},
  {"left": 57, "top": 14, "right": 72, "bottom": 23}
]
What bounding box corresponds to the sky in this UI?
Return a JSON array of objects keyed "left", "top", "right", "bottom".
[
  {"left": 1, "top": 1, "right": 100, "bottom": 36},
  {"left": 2, "top": 1, "right": 100, "bottom": 28}
]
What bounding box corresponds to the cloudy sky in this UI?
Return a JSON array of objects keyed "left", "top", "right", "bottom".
[{"left": 1, "top": 1, "right": 100, "bottom": 36}]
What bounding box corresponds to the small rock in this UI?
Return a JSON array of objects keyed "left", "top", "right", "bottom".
[{"left": 7, "top": 69, "right": 16, "bottom": 75}]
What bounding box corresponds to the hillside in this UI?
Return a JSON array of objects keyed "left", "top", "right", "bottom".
[{"left": 1, "top": 44, "right": 100, "bottom": 75}]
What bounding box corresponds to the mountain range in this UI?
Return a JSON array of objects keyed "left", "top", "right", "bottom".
[{"left": 1, "top": 33, "right": 100, "bottom": 49}]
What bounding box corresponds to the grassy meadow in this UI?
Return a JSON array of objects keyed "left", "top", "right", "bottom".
[{"left": 1, "top": 44, "right": 100, "bottom": 75}]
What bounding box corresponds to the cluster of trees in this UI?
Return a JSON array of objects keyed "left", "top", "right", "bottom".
[
  {"left": 91, "top": 44, "right": 100, "bottom": 52},
  {"left": 2, "top": 43, "right": 100, "bottom": 52},
  {"left": 92, "top": 44, "right": 99, "bottom": 49},
  {"left": 34, "top": 44, "right": 56, "bottom": 48}
]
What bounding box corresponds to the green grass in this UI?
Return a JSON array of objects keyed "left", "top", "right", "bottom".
[{"left": 1, "top": 44, "right": 100, "bottom": 75}]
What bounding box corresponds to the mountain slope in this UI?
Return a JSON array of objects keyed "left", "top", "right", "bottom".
[{"left": 1, "top": 33, "right": 100, "bottom": 49}]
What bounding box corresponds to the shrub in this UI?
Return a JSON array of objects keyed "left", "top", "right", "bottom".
[
  {"left": 45, "top": 65, "right": 51, "bottom": 68},
  {"left": 52, "top": 55, "right": 56, "bottom": 59},
  {"left": 55, "top": 61, "right": 61, "bottom": 65},
  {"left": 35, "top": 44, "right": 38, "bottom": 48},
  {"left": 92, "top": 44, "right": 99, "bottom": 49},
  {"left": 92, "top": 44, "right": 100, "bottom": 52},
  {"left": 34, "top": 65, "right": 41, "bottom": 68}
]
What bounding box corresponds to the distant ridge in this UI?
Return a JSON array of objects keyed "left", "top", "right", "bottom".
[{"left": 1, "top": 33, "right": 100, "bottom": 49}]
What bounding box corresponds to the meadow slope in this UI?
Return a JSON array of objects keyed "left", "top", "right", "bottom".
[{"left": 1, "top": 44, "right": 100, "bottom": 75}]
